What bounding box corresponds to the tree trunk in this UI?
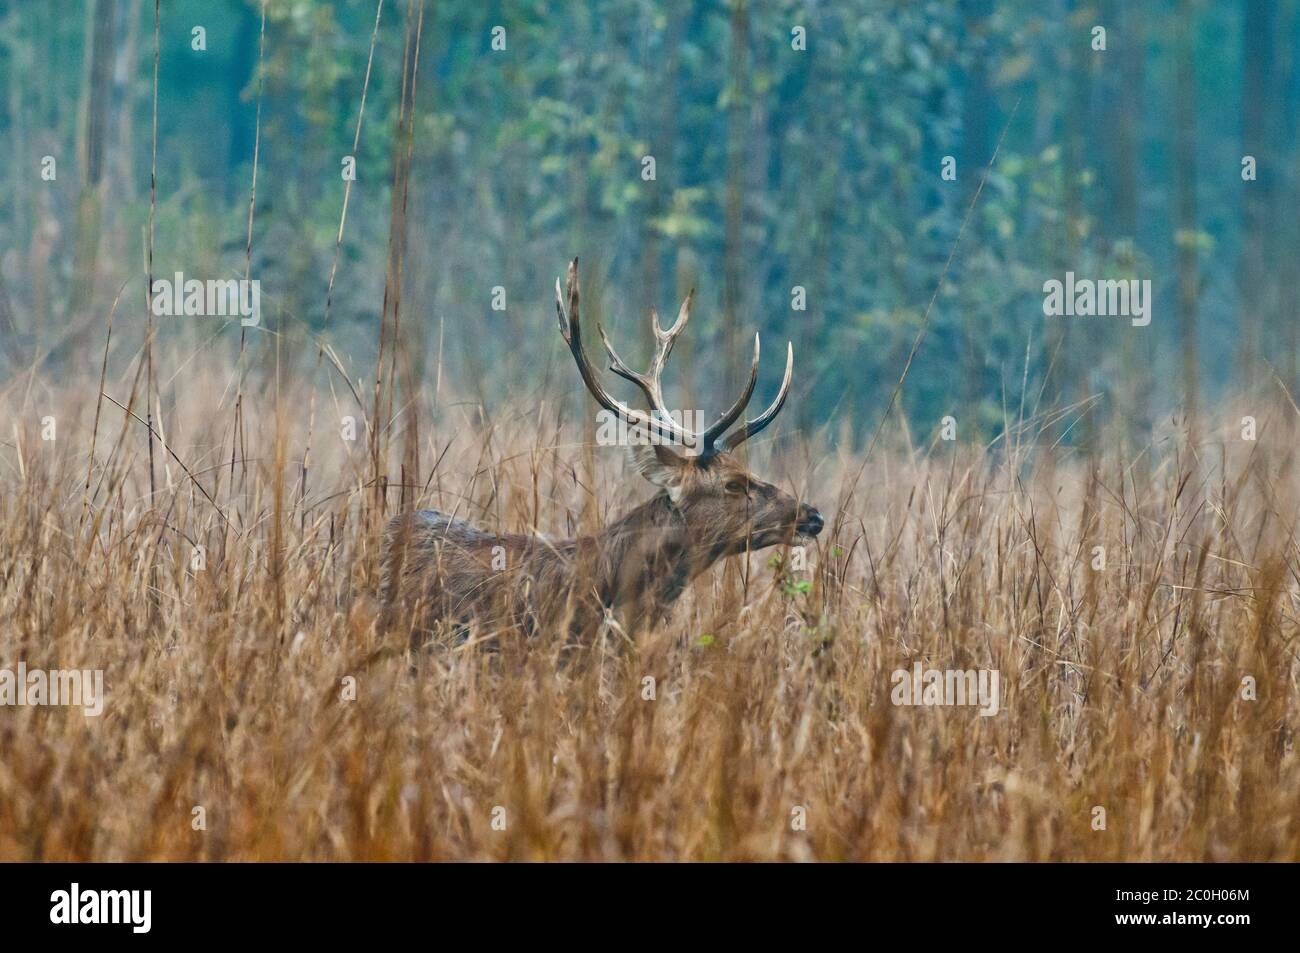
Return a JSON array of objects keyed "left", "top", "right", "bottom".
[
  {"left": 1174, "top": 0, "right": 1200, "bottom": 423},
  {"left": 1238, "top": 0, "right": 1272, "bottom": 392},
  {"left": 69, "top": 0, "right": 117, "bottom": 322},
  {"left": 722, "top": 0, "right": 749, "bottom": 392}
]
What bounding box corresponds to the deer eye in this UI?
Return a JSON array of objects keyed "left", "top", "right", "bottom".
[{"left": 723, "top": 480, "right": 749, "bottom": 496}]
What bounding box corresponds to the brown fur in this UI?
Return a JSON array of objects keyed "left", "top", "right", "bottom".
[{"left": 380, "top": 445, "right": 822, "bottom": 643}]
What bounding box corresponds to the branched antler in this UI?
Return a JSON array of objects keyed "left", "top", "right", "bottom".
[{"left": 555, "top": 258, "right": 792, "bottom": 457}]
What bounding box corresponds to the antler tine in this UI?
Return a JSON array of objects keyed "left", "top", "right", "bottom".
[
  {"left": 553, "top": 257, "right": 581, "bottom": 344},
  {"left": 596, "top": 310, "right": 699, "bottom": 449},
  {"left": 721, "top": 341, "right": 794, "bottom": 452},
  {"left": 642, "top": 290, "right": 692, "bottom": 410},
  {"left": 599, "top": 324, "right": 654, "bottom": 399},
  {"left": 701, "top": 332, "right": 761, "bottom": 453},
  {"left": 555, "top": 258, "right": 681, "bottom": 446},
  {"left": 611, "top": 290, "right": 694, "bottom": 411},
  {"left": 653, "top": 288, "right": 693, "bottom": 355}
]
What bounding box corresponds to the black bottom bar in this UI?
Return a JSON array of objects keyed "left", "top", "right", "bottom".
[{"left": 0, "top": 862, "right": 1283, "bottom": 941}]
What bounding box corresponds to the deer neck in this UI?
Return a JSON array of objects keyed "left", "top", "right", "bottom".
[{"left": 593, "top": 493, "right": 721, "bottom": 612}]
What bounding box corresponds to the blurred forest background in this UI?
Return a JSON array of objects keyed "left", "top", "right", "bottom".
[{"left": 0, "top": 0, "right": 1297, "bottom": 446}]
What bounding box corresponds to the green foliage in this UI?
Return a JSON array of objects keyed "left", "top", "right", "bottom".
[{"left": 0, "top": 0, "right": 1292, "bottom": 440}]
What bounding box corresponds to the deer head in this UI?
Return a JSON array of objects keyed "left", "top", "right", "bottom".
[{"left": 554, "top": 258, "right": 823, "bottom": 556}]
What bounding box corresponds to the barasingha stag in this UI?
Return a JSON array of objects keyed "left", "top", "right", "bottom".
[{"left": 381, "top": 259, "right": 823, "bottom": 642}]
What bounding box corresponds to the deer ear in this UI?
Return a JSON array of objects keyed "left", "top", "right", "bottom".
[{"left": 627, "top": 443, "right": 687, "bottom": 501}]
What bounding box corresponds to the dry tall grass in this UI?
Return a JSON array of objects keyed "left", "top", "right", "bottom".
[{"left": 1, "top": 358, "right": 1297, "bottom": 861}]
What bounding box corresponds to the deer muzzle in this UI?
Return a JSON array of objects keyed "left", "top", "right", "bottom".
[{"left": 796, "top": 504, "right": 824, "bottom": 538}]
